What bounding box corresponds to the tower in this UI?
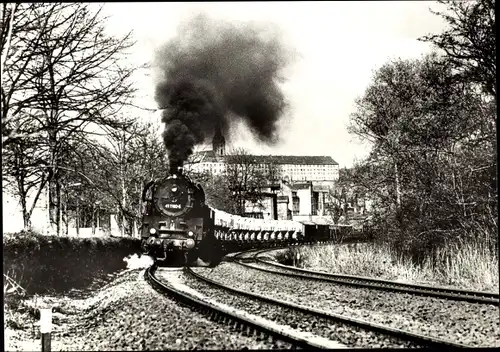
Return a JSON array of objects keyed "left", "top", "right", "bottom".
[{"left": 212, "top": 126, "right": 225, "bottom": 156}]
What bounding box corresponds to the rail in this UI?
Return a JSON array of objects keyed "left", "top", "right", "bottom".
[
  {"left": 186, "top": 266, "right": 470, "bottom": 349},
  {"left": 145, "top": 265, "right": 345, "bottom": 349},
  {"left": 234, "top": 248, "right": 499, "bottom": 305}
]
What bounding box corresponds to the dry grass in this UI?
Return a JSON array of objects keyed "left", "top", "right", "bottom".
[
  {"left": 279, "top": 241, "right": 498, "bottom": 292},
  {"left": 429, "top": 241, "right": 499, "bottom": 291}
]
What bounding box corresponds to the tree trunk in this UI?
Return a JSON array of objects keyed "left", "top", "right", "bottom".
[
  {"left": 48, "top": 128, "right": 61, "bottom": 235},
  {"left": 48, "top": 175, "right": 59, "bottom": 236},
  {"left": 133, "top": 219, "right": 138, "bottom": 238},
  {"left": 65, "top": 189, "right": 68, "bottom": 236},
  {"left": 59, "top": 187, "right": 63, "bottom": 235},
  {"left": 96, "top": 207, "right": 100, "bottom": 235},
  {"left": 394, "top": 161, "right": 402, "bottom": 208},
  {"left": 56, "top": 179, "right": 61, "bottom": 236},
  {"left": 91, "top": 203, "right": 96, "bottom": 235},
  {"left": 120, "top": 133, "right": 127, "bottom": 236},
  {"left": 121, "top": 211, "right": 126, "bottom": 237},
  {"left": 136, "top": 181, "right": 143, "bottom": 239},
  {"left": 25, "top": 176, "right": 48, "bottom": 231},
  {"left": 0, "top": 3, "right": 18, "bottom": 80},
  {"left": 17, "top": 179, "right": 31, "bottom": 230},
  {"left": 76, "top": 197, "right": 80, "bottom": 236},
  {"left": 22, "top": 205, "right": 31, "bottom": 230}
]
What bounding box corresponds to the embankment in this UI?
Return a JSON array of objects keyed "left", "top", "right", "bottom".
[{"left": 3, "top": 231, "right": 142, "bottom": 296}]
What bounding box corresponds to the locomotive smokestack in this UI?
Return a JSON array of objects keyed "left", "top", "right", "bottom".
[{"left": 169, "top": 163, "right": 183, "bottom": 175}]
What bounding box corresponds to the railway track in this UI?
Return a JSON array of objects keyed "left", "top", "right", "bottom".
[
  {"left": 187, "top": 265, "right": 470, "bottom": 349},
  {"left": 145, "top": 265, "right": 346, "bottom": 349},
  {"left": 234, "top": 248, "right": 500, "bottom": 305},
  {"left": 223, "top": 241, "right": 335, "bottom": 263}
]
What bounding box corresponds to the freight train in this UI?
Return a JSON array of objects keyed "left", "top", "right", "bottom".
[{"left": 140, "top": 168, "right": 365, "bottom": 266}]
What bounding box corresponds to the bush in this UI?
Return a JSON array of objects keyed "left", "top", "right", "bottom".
[{"left": 3, "top": 231, "right": 142, "bottom": 296}]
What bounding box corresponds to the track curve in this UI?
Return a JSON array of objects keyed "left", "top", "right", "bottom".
[{"left": 145, "top": 265, "right": 347, "bottom": 349}]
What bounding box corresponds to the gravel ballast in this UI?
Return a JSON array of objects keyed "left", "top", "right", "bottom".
[
  {"left": 193, "top": 262, "right": 500, "bottom": 348},
  {"left": 175, "top": 269, "right": 421, "bottom": 348},
  {"left": 156, "top": 269, "right": 343, "bottom": 349},
  {"left": 5, "top": 268, "right": 284, "bottom": 351}
]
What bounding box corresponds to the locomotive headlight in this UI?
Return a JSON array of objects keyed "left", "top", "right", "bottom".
[
  {"left": 149, "top": 228, "right": 157, "bottom": 235},
  {"left": 185, "top": 238, "right": 195, "bottom": 249},
  {"left": 188, "top": 231, "right": 194, "bottom": 237}
]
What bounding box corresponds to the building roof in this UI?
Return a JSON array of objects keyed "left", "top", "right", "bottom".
[
  {"left": 250, "top": 155, "right": 338, "bottom": 165},
  {"left": 296, "top": 217, "right": 337, "bottom": 226},
  {"left": 187, "top": 150, "right": 221, "bottom": 163},
  {"left": 190, "top": 151, "right": 338, "bottom": 166}
]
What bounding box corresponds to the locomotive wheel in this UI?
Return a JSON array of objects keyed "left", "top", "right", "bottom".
[{"left": 197, "top": 234, "right": 223, "bottom": 267}]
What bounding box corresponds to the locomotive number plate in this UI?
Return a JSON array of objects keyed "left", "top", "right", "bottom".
[{"left": 164, "top": 203, "right": 182, "bottom": 209}]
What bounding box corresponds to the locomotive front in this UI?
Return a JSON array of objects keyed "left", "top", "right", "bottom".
[{"left": 141, "top": 169, "right": 218, "bottom": 265}]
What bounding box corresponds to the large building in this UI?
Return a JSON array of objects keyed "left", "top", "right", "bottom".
[
  {"left": 185, "top": 131, "right": 340, "bottom": 182},
  {"left": 185, "top": 131, "right": 341, "bottom": 222}
]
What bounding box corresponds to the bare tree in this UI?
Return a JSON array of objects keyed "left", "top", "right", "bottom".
[
  {"left": 99, "top": 121, "right": 169, "bottom": 236},
  {"left": 420, "top": 0, "right": 496, "bottom": 101},
  {"left": 325, "top": 186, "right": 346, "bottom": 225},
  {"left": 420, "top": 0, "right": 497, "bottom": 204},
  {"left": 349, "top": 53, "right": 496, "bottom": 254},
  {"left": 224, "top": 148, "right": 270, "bottom": 215},
  {"left": 1, "top": 3, "right": 139, "bottom": 235},
  {"left": 1, "top": 3, "right": 19, "bottom": 79},
  {"left": 1, "top": 131, "right": 48, "bottom": 229}
]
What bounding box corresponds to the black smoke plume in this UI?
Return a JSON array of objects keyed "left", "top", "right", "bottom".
[{"left": 154, "top": 14, "right": 293, "bottom": 172}]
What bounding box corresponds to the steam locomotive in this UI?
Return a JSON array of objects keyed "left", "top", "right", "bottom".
[
  {"left": 141, "top": 168, "right": 365, "bottom": 266},
  {"left": 140, "top": 168, "right": 223, "bottom": 267}
]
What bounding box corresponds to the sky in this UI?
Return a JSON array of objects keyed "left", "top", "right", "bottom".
[{"left": 97, "top": 1, "right": 448, "bottom": 168}]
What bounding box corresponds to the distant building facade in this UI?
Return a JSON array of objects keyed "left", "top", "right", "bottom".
[
  {"left": 2, "top": 179, "right": 117, "bottom": 236},
  {"left": 185, "top": 132, "right": 340, "bottom": 182},
  {"left": 185, "top": 132, "right": 341, "bottom": 222}
]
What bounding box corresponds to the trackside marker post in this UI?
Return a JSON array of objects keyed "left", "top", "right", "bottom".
[{"left": 40, "top": 308, "right": 52, "bottom": 352}]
